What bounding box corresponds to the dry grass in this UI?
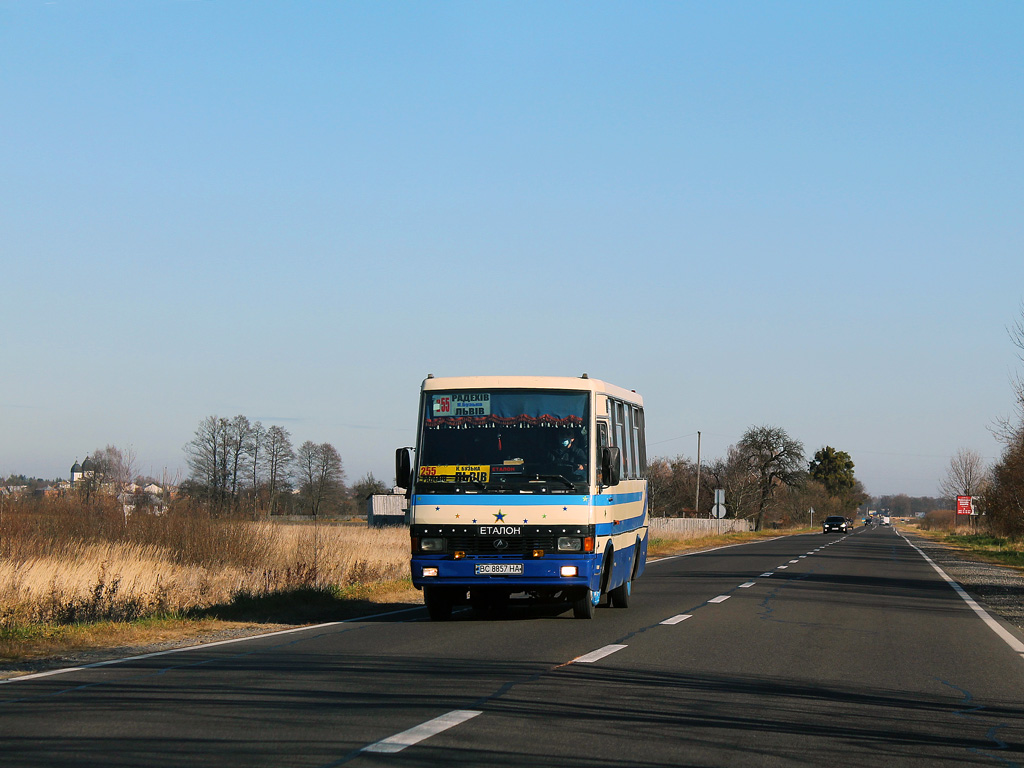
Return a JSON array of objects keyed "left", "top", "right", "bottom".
[
  {"left": 0, "top": 523, "right": 410, "bottom": 627},
  {"left": 0, "top": 499, "right": 417, "bottom": 662}
]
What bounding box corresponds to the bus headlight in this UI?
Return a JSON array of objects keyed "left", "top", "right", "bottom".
[
  {"left": 422, "top": 567, "right": 439, "bottom": 577},
  {"left": 419, "top": 537, "right": 445, "bottom": 552},
  {"left": 560, "top": 566, "right": 578, "bottom": 577},
  {"left": 557, "top": 536, "right": 583, "bottom": 552}
]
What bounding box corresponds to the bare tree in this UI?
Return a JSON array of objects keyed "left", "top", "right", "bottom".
[
  {"left": 262, "top": 425, "right": 295, "bottom": 515},
  {"left": 226, "top": 415, "right": 252, "bottom": 507},
  {"left": 737, "top": 425, "right": 806, "bottom": 531},
  {"left": 939, "top": 447, "right": 990, "bottom": 501},
  {"left": 247, "top": 420, "right": 265, "bottom": 516},
  {"left": 93, "top": 444, "right": 137, "bottom": 494},
  {"left": 185, "top": 415, "right": 231, "bottom": 508},
  {"left": 706, "top": 445, "right": 760, "bottom": 522},
  {"left": 295, "top": 441, "right": 346, "bottom": 518},
  {"left": 995, "top": 303, "right": 1024, "bottom": 443}
]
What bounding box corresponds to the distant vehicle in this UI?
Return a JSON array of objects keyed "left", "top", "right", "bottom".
[
  {"left": 881, "top": 516, "right": 891, "bottom": 526},
  {"left": 823, "top": 515, "right": 849, "bottom": 533}
]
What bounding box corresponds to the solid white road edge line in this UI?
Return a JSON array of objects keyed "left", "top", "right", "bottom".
[
  {"left": 574, "top": 644, "right": 628, "bottom": 663},
  {"left": 900, "top": 531, "right": 1024, "bottom": 659},
  {"left": 0, "top": 605, "right": 426, "bottom": 685},
  {"left": 362, "top": 710, "right": 482, "bottom": 754},
  {"left": 661, "top": 614, "right": 693, "bottom": 625}
]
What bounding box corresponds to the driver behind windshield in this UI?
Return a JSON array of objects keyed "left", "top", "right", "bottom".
[{"left": 549, "top": 429, "right": 587, "bottom": 479}]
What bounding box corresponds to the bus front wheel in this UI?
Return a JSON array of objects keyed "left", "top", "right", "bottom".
[
  {"left": 572, "top": 588, "right": 599, "bottom": 619},
  {"left": 424, "top": 586, "right": 454, "bottom": 621}
]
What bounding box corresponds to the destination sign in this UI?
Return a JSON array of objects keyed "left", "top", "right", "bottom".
[
  {"left": 432, "top": 393, "right": 491, "bottom": 417},
  {"left": 418, "top": 465, "right": 490, "bottom": 483}
]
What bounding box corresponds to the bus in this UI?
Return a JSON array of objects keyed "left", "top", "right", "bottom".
[{"left": 395, "top": 374, "right": 648, "bottom": 620}]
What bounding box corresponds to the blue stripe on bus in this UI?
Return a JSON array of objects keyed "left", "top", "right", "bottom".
[
  {"left": 593, "top": 492, "right": 645, "bottom": 506},
  {"left": 412, "top": 492, "right": 647, "bottom": 508},
  {"left": 595, "top": 511, "right": 648, "bottom": 536},
  {"left": 412, "top": 494, "right": 591, "bottom": 507}
]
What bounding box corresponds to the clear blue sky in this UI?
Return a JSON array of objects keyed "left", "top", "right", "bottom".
[{"left": 2, "top": 1, "right": 1021, "bottom": 497}]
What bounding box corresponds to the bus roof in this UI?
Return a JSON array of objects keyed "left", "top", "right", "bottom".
[{"left": 420, "top": 374, "right": 643, "bottom": 405}]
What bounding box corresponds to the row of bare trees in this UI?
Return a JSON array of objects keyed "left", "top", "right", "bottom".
[
  {"left": 649, "top": 426, "right": 867, "bottom": 530},
  {"left": 975, "top": 308, "right": 1024, "bottom": 535},
  {"left": 182, "top": 415, "right": 387, "bottom": 518},
  {"left": 938, "top": 305, "right": 1024, "bottom": 536}
]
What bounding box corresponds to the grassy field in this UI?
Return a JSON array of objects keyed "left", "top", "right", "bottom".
[
  {"left": 0, "top": 499, "right": 807, "bottom": 663},
  {"left": 0, "top": 498, "right": 417, "bottom": 661}
]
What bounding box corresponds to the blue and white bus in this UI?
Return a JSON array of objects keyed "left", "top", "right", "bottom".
[{"left": 396, "top": 374, "right": 648, "bottom": 620}]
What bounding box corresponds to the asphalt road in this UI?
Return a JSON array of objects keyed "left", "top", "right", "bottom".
[{"left": 3, "top": 525, "right": 1023, "bottom": 767}]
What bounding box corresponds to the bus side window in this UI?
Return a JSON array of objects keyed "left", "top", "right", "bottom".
[
  {"left": 614, "top": 400, "right": 629, "bottom": 479},
  {"left": 622, "top": 405, "right": 630, "bottom": 479},
  {"left": 636, "top": 407, "right": 647, "bottom": 478},
  {"left": 597, "top": 422, "right": 609, "bottom": 485}
]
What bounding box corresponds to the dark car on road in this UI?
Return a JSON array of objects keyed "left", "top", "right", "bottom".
[{"left": 822, "top": 515, "right": 849, "bottom": 533}]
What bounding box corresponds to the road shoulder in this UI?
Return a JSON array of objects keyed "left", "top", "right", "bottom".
[{"left": 901, "top": 529, "right": 1024, "bottom": 633}]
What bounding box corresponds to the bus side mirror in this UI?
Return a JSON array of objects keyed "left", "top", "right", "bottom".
[
  {"left": 602, "top": 446, "right": 621, "bottom": 487},
  {"left": 395, "top": 448, "right": 413, "bottom": 490}
]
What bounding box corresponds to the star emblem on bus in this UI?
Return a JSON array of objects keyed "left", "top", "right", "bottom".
[{"left": 493, "top": 511, "right": 505, "bottom": 522}]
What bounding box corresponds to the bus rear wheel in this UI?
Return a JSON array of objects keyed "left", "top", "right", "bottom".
[
  {"left": 424, "top": 586, "right": 454, "bottom": 621},
  {"left": 572, "top": 588, "right": 599, "bottom": 619}
]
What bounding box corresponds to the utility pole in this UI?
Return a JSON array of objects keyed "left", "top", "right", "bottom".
[{"left": 694, "top": 431, "right": 701, "bottom": 517}]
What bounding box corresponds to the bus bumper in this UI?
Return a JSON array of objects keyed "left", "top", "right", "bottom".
[{"left": 411, "top": 554, "right": 601, "bottom": 592}]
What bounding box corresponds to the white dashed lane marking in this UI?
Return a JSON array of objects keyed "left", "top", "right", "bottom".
[
  {"left": 739, "top": 582, "right": 756, "bottom": 588},
  {"left": 661, "top": 614, "right": 693, "bottom": 625},
  {"left": 708, "top": 595, "right": 731, "bottom": 603},
  {"left": 362, "top": 710, "right": 482, "bottom": 754},
  {"left": 574, "top": 644, "right": 628, "bottom": 663}
]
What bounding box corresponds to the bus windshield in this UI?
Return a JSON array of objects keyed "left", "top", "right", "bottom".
[{"left": 417, "top": 389, "right": 590, "bottom": 492}]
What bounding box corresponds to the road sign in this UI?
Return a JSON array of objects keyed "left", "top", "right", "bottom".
[
  {"left": 711, "top": 503, "right": 727, "bottom": 519},
  {"left": 956, "top": 495, "right": 974, "bottom": 516}
]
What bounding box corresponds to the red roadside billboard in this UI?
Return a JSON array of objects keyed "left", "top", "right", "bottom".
[{"left": 956, "top": 495, "right": 974, "bottom": 516}]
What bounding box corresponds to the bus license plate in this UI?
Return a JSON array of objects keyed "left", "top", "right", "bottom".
[{"left": 475, "top": 563, "right": 523, "bottom": 575}]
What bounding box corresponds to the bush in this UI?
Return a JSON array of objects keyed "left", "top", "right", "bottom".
[{"left": 919, "top": 509, "right": 956, "bottom": 532}]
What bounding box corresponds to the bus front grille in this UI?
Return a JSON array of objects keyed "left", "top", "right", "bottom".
[{"left": 444, "top": 535, "right": 556, "bottom": 556}]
